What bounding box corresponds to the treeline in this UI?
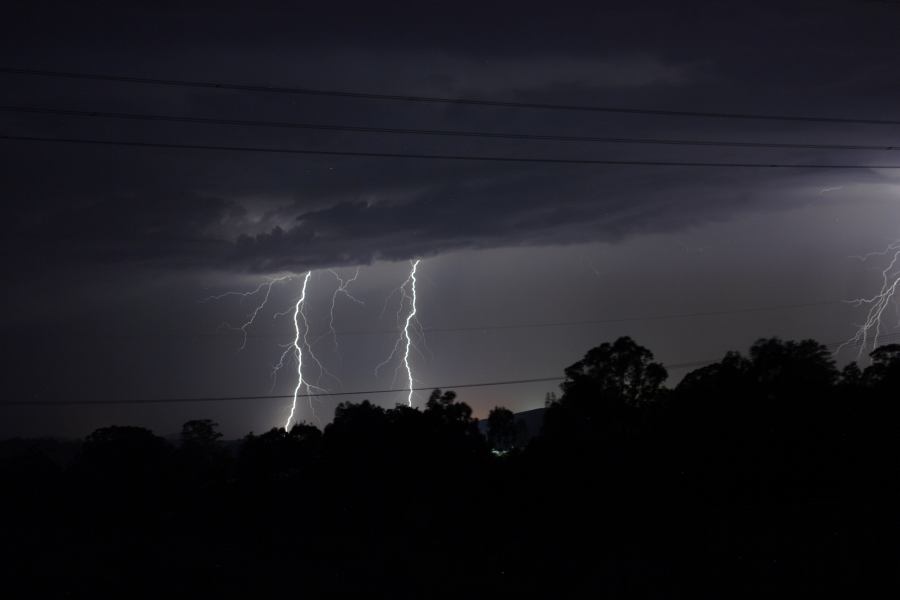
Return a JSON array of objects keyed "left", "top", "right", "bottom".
[{"left": 1, "top": 337, "right": 898, "bottom": 597}]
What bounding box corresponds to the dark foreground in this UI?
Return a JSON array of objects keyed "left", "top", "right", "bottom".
[{"left": 2, "top": 337, "right": 898, "bottom": 597}]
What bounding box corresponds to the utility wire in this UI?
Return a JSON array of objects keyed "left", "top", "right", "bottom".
[
  {"left": 3, "top": 66, "right": 900, "bottom": 126},
  {"left": 0, "top": 376, "right": 566, "bottom": 406},
  {"left": 3, "top": 134, "right": 900, "bottom": 169},
  {"left": 2, "top": 105, "right": 898, "bottom": 152},
  {"left": 2, "top": 332, "right": 896, "bottom": 408}
]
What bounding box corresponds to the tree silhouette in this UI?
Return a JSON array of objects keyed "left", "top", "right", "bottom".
[
  {"left": 486, "top": 406, "right": 517, "bottom": 453},
  {"left": 560, "top": 336, "right": 668, "bottom": 405},
  {"left": 239, "top": 423, "right": 321, "bottom": 480},
  {"left": 425, "top": 388, "right": 474, "bottom": 428},
  {"left": 748, "top": 337, "right": 837, "bottom": 394},
  {"left": 863, "top": 343, "right": 900, "bottom": 389},
  {"left": 177, "top": 419, "right": 226, "bottom": 483},
  {"left": 2, "top": 336, "right": 894, "bottom": 597},
  {"left": 543, "top": 336, "right": 666, "bottom": 446},
  {"left": 81, "top": 425, "right": 170, "bottom": 483},
  {"left": 180, "top": 419, "right": 223, "bottom": 449}
]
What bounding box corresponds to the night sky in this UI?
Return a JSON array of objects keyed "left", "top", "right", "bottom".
[{"left": 4, "top": 0, "right": 900, "bottom": 438}]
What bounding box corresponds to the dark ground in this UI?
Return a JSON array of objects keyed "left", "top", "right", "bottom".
[{"left": 2, "top": 336, "right": 898, "bottom": 597}]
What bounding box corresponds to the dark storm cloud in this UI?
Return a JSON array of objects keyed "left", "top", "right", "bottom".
[
  {"left": 6, "top": 0, "right": 900, "bottom": 438},
  {"left": 230, "top": 163, "right": 892, "bottom": 272},
  {"left": 3, "top": 0, "right": 900, "bottom": 276},
  {"left": 4, "top": 189, "right": 236, "bottom": 272}
]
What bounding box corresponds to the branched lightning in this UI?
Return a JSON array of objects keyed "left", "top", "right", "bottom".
[
  {"left": 204, "top": 270, "right": 336, "bottom": 429},
  {"left": 839, "top": 240, "right": 900, "bottom": 359},
  {"left": 374, "top": 259, "right": 421, "bottom": 406},
  {"left": 273, "top": 272, "right": 337, "bottom": 429},
  {"left": 322, "top": 268, "right": 364, "bottom": 352},
  {"left": 204, "top": 262, "right": 421, "bottom": 425},
  {"left": 201, "top": 275, "right": 294, "bottom": 350}
]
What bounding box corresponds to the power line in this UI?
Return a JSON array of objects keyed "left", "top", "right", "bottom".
[
  {"left": 3, "top": 66, "right": 900, "bottom": 126},
  {"left": 0, "top": 376, "right": 566, "bottom": 407},
  {"left": 4, "top": 134, "right": 900, "bottom": 169},
  {"left": 3, "top": 105, "right": 898, "bottom": 152},
  {"left": 3, "top": 331, "right": 896, "bottom": 408}
]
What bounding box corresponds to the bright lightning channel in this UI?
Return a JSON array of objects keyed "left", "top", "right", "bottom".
[
  {"left": 273, "top": 271, "right": 338, "bottom": 429},
  {"left": 839, "top": 239, "right": 900, "bottom": 359},
  {"left": 401, "top": 260, "right": 420, "bottom": 407},
  {"left": 284, "top": 271, "right": 312, "bottom": 430},
  {"left": 374, "top": 259, "right": 421, "bottom": 407},
  {"left": 204, "top": 271, "right": 334, "bottom": 429}
]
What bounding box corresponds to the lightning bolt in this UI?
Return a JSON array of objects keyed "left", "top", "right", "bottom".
[
  {"left": 284, "top": 271, "right": 312, "bottom": 430},
  {"left": 204, "top": 270, "right": 334, "bottom": 428},
  {"left": 401, "top": 260, "right": 420, "bottom": 407},
  {"left": 273, "top": 271, "right": 341, "bottom": 429},
  {"left": 201, "top": 275, "right": 294, "bottom": 350},
  {"left": 839, "top": 239, "right": 900, "bottom": 359},
  {"left": 203, "top": 262, "right": 421, "bottom": 425},
  {"left": 375, "top": 259, "right": 421, "bottom": 406}
]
